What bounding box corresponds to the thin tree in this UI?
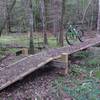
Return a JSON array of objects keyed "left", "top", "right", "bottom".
[
  {"left": 97, "top": 0, "right": 100, "bottom": 34},
  {"left": 22, "top": 0, "right": 34, "bottom": 53},
  {"left": 6, "top": 0, "right": 11, "bottom": 34},
  {"left": 40, "top": 0, "right": 48, "bottom": 46},
  {"left": 0, "top": 0, "right": 16, "bottom": 36},
  {"left": 59, "top": 0, "right": 66, "bottom": 46},
  {"left": 28, "top": 0, "right": 35, "bottom": 54},
  {"left": 82, "top": 0, "right": 92, "bottom": 23}
]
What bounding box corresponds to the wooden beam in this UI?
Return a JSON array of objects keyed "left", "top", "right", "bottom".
[
  {"left": 22, "top": 48, "right": 29, "bottom": 56},
  {"left": 49, "top": 60, "right": 66, "bottom": 68},
  {"left": 49, "top": 53, "right": 69, "bottom": 75}
]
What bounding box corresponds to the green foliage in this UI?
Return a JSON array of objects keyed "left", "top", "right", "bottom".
[
  {"left": 0, "top": 48, "right": 7, "bottom": 59},
  {"left": 0, "top": 48, "right": 18, "bottom": 58},
  {"left": 64, "top": 80, "right": 100, "bottom": 100},
  {"left": 52, "top": 60, "right": 100, "bottom": 100},
  {"left": 95, "top": 70, "right": 100, "bottom": 79},
  {"left": 8, "top": 48, "right": 18, "bottom": 53},
  {"left": 87, "top": 58, "right": 100, "bottom": 66},
  {"left": 74, "top": 50, "right": 92, "bottom": 59},
  {"left": 0, "top": 35, "right": 29, "bottom": 47},
  {"left": 70, "top": 65, "right": 82, "bottom": 77},
  {"left": 52, "top": 76, "right": 100, "bottom": 100},
  {"left": 88, "top": 59, "right": 98, "bottom": 66}
]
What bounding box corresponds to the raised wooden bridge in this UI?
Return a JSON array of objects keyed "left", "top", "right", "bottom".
[{"left": 0, "top": 36, "right": 100, "bottom": 91}]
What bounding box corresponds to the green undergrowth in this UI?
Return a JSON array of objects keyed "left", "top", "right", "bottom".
[
  {"left": 73, "top": 50, "right": 93, "bottom": 59},
  {"left": 0, "top": 34, "right": 70, "bottom": 49},
  {"left": 51, "top": 64, "right": 100, "bottom": 100},
  {"left": 0, "top": 48, "right": 18, "bottom": 59},
  {"left": 51, "top": 48, "right": 100, "bottom": 100},
  {"left": 0, "top": 48, "right": 7, "bottom": 59}
]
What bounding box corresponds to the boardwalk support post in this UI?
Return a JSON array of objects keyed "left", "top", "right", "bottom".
[
  {"left": 59, "top": 53, "right": 69, "bottom": 75},
  {"left": 48, "top": 53, "right": 69, "bottom": 75},
  {"left": 22, "top": 48, "right": 28, "bottom": 56}
]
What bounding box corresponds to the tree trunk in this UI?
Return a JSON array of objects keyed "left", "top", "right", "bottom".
[
  {"left": 22, "top": 0, "right": 35, "bottom": 53},
  {"left": 59, "top": 0, "right": 65, "bottom": 46},
  {"left": 82, "top": 0, "right": 92, "bottom": 23},
  {"left": 0, "top": 0, "right": 16, "bottom": 36},
  {"left": 28, "top": 0, "right": 35, "bottom": 54},
  {"left": 6, "top": 2, "right": 11, "bottom": 34},
  {"left": 40, "top": 0, "right": 48, "bottom": 46},
  {"left": 97, "top": 0, "right": 100, "bottom": 34}
]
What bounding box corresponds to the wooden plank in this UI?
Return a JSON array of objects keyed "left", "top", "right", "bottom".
[
  {"left": 49, "top": 60, "right": 66, "bottom": 68},
  {"left": 0, "top": 57, "right": 54, "bottom": 91}
]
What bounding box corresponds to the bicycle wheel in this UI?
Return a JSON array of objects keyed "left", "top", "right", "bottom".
[
  {"left": 65, "top": 32, "right": 76, "bottom": 45},
  {"left": 77, "top": 29, "right": 84, "bottom": 42},
  {"left": 65, "top": 35, "right": 73, "bottom": 45}
]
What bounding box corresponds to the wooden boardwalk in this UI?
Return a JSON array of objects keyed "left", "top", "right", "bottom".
[{"left": 0, "top": 36, "right": 100, "bottom": 91}]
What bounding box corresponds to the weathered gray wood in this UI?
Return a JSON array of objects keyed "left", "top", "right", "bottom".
[
  {"left": 0, "top": 56, "right": 52, "bottom": 90},
  {"left": 49, "top": 60, "right": 67, "bottom": 68},
  {"left": 22, "top": 48, "right": 28, "bottom": 56},
  {"left": 61, "top": 53, "right": 69, "bottom": 75}
]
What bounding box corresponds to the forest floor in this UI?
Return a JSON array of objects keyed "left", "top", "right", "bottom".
[{"left": 0, "top": 47, "right": 100, "bottom": 100}]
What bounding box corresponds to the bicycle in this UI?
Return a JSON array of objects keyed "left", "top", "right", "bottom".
[{"left": 65, "top": 24, "right": 84, "bottom": 45}]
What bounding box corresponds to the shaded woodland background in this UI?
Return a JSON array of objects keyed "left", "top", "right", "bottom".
[
  {"left": 0, "top": 0, "right": 99, "bottom": 52},
  {"left": 0, "top": 0, "right": 98, "bottom": 35}
]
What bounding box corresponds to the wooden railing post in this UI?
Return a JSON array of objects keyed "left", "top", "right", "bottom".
[{"left": 22, "top": 48, "right": 28, "bottom": 56}]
